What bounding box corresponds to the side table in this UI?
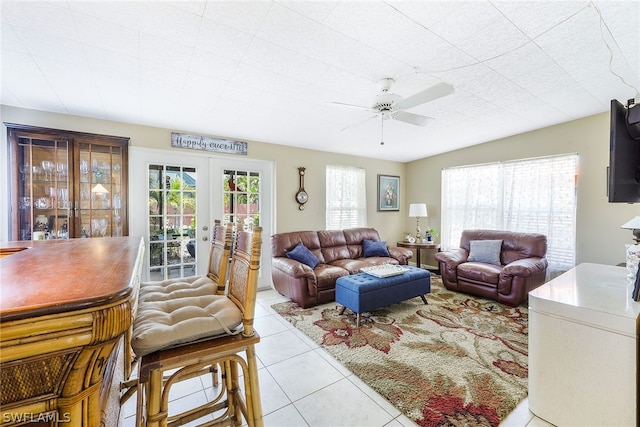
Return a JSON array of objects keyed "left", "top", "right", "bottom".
[{"left": 396, "top": 241, "right": 441, "bottom": 273}]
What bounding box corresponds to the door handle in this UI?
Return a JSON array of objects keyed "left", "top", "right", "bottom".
[{"left": 202, "top": 236, "right": 208, "bottom": 241}]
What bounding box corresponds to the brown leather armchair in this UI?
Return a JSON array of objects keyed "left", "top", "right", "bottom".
[{"left": 434, "top": 229, "right": 548, "bottom": 306}]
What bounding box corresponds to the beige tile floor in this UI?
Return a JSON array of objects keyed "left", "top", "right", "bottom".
[{"left": 121, "top": 288, "right": 554, "bottom": 427}]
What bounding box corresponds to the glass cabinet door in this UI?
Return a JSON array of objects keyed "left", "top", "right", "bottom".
[
  {"left": 8, "top": 124, "right": 129, "bottom": 241},
  {"left": 77, "top": 142, "right": 125, "bottom": 238},
  {"left": 14, "top": 135, "right": 71, "bottom": 240}
]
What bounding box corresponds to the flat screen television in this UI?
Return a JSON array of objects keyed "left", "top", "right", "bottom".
[{"left": 608, "top": 98, "right": 640, "bottom": 203}]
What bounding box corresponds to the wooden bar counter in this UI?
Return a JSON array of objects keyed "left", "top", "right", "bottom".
[{"left": 0, "top": 237, "right": 144, "bottom": 426}]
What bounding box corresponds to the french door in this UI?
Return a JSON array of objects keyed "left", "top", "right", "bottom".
[{"left": 129, "top": 147, "right": 272, "bottom": 287}]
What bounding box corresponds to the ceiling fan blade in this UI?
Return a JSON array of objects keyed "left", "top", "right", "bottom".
[
  {"left": 326, "top": 101, "right": 373, "bottom": 111},
  {"left": 393, "top": 111, "right": 433, "bottom": 127},
  {"left": 340, "top": 115, "right": 377, "bottom": 131},
  {"left": 395, "top": 82, "right": 454, "bottom": 110}
]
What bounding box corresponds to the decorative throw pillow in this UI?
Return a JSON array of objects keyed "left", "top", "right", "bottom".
[
  {"left": 286, "top": 242, "right": 319, "bottom": 268},
  {"left": 362, "top": 239, "right": 390, "bottom": 257},
  {"left": 468, "top": 240, "right": 503, "bottom": 265}
]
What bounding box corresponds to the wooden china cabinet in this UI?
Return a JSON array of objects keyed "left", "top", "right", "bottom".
[{"left": 6, "top": 123, "right": 129, "bottom": 241}]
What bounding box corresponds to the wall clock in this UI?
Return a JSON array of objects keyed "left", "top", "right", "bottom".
[{"left": 296, "top": 167, "right": 308, "bottom": 210}]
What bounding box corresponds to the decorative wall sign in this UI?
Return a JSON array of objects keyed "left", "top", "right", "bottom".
[{"left": 171, "top": 132, "right": 247, "bottom": 155}]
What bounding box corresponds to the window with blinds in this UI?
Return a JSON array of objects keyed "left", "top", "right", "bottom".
[
  {"left": 326, "top": 165, "right": 367, "bottom": 230},
  {"left": 441, "top": 153, "right": 578, "bottom": 276}
]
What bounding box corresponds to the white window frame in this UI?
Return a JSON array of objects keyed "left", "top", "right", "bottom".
[{"left": 326, "top": 165, "right": 367, "bottom": 230}]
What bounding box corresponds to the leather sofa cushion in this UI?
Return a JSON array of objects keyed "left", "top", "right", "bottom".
[
  {"left": 315, "top": 264, "right": 350, "bottom": 290},
  {"left": 318, "top": 230, "right": 350, "bottom": 264},
  {"left": 458, "top": 262, "right": 502, "bottom": 284},
  {"left": 132, "top": 276, "right": 242, "bottom": 357}
]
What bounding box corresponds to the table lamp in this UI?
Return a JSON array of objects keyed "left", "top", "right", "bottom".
[{"left": 409, "top": 203, "right": 427, "bottom": 240}]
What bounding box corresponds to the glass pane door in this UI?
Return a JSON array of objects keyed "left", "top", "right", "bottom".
[
  {"left": 15, "top": 136, "right": 70, "bottom": 240},
  {"left": 148, "top": 164, "right": 197, "bottom": 281},
  {"left": 77, "top": 142, "right": 125, "bottom": 238},
  {"left": 223, "top": 169, "right": 260, "bottom": 231}
]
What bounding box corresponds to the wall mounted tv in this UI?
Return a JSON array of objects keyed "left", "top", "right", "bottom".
[{"left": 608, "top": 98, "right": 640, "bottom": 203}]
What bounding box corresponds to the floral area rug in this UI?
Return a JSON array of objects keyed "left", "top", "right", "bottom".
[{"left": 270, "top": 276, "right": 528, "bottom": 427}]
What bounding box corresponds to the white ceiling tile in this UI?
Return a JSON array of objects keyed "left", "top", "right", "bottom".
[
  {"left": 68, "top": 1, "right": 144, "bottom": 29},
  {"left": 454, "top": 15, "right": 531, "bottom": 62},
  {"left": 2, "top": 1, "right": 77, "bottom": 40},
  {"left": 1, "top": 50, "right": 63, "bottom": 111},
  {"left": 182, "top": 71, "right": 228, "bottom": 97},
  {"left": 275, "top": 0, "right": 341, "bottom": 23},
  {"left": 1, "top": 22, "right": 28, "bottom": 55},
  {"left": 241, "top": 38, "right": 329, "bottom": 84},
  {"left": 139, "top": 33, "right": 193, "bottom": 70},
  {"left": 1, "top": 84, "right": 22, "bottom": 107},
  {"left": 195, "top": 18, "right": 254, "bottom": 62},
  {"left": 139, "top": 2, "right": 202, "bottom": 46},
  {"left": 424, "top": 2, "right": 504, "bottom": 46},
  {"left": 73, "top": 12, "right": 140, "bottom": 57},
  {"left": 13, "top": 27, "right": 88, "bottom": 67},
  {"left": 35, "top": 57, "right": 105, "bottom": 117},
  {"left": 170, "top": 1, "right": 207, "bottom": 18},
  {"left": 202, "top": 1, "right": 272, "bottom": 35},
  {"left": 493, "top": 1, "right": 589, "bottom": 39},
  {"left": 189, "top": 48, "right": 238, "bottom": 80},
  {"left": 141, "top": 61, "right": 188, "bottom": 88},
  {"left": 592, "top": 0, "right": 640, "bottom": 85},
  {"left": 84, "top": 46, "right": 141, "bottom": 80}
]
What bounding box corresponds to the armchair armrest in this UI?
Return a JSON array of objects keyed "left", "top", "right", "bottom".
[
  {"left": 434, "top": 248, "right": 468, "bottom": 268},
  {"left": 387, "top": 246, "right": 413, "bottom": 265},
  {"left": 271, "top": 257, "right": 316, "bottom": 279},
  {"left": 501, "top": 257, "right": 548, "bottom": 277},
  {"left": 434, "top": 248, "right": 469, "bottom": 290}
]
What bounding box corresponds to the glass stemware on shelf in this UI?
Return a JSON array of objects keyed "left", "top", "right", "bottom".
[
  {"left": 41, "top": 160, "right": 54, "bottom": 181},
  {"left": 91, "top": 218, "right": 108, "bottom": 237},
  {"left": 80, "top": 159, "right": 90, "bottom": 182}
]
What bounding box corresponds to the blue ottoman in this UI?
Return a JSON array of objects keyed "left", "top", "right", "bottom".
[{"left": 335, "top": 266, "right": 431, "bottom": 326}]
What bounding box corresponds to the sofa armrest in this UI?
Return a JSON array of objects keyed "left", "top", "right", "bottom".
[
  {"left": 271, "top": 257, "right": 316, "bottom": 279},
  {"left": 501, "top": 257, "right": 548, "bottom": 277},
  {"left": 387, "top": 246, "right": 413, "bottom": 265}
]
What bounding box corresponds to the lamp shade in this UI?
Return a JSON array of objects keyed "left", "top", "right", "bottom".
[
  {"left": 621, "top": 216, "right": 640, "bottom": 229},
  {"left": 409, "top": 203, "right": 427, "bottom": 217},
  {"left": 91, "top": 183, "right": 109, "bottom": 194}
]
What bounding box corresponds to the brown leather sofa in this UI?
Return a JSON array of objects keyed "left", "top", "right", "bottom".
[
  {"left": 434, "top": 229, "right": 548, "bottom": 306},
  {"left": 271, "top": 228, "right": 413, "bottom": 308}
]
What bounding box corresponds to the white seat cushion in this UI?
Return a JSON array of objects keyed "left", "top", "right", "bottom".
[{"left": 132, "top": 276, "right": 242, "bottom": 357}]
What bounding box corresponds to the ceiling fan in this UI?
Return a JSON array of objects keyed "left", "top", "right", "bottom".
[{"left": 331, "top": 78, "right": 454, "bottom": 131}]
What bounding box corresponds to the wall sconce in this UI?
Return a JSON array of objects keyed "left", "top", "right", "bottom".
[{"left": 409, "top": 203, "right": 427, "bottom": 240}]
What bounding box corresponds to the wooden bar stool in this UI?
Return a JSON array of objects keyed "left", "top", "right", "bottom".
[
  {"left": 131, "top": 225, "right": 263, "bottom": 426},
  {"left": 121, "top": 220, "right": 233, "bottom": 404}
]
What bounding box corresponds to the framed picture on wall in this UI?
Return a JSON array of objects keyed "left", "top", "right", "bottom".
[{"left": 377, "top": 174, "right": 399, "bottom": 211}]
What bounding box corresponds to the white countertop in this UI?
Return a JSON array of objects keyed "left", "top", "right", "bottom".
[{"left": 529, "top": 263, "right": 640, "bottom": 336}]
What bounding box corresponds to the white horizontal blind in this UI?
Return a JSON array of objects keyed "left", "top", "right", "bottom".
[
  {"left": 441, "top": 153, "right": 578, "bottom": 275},
  {"left": 326, "top": 165, "right": 367, "bottom": 230}
]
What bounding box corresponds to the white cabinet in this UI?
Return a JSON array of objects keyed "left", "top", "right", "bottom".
[{"left": 529, "top": 263, "right": 640, "bottom": 426}]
